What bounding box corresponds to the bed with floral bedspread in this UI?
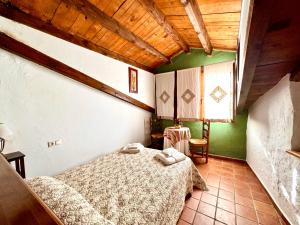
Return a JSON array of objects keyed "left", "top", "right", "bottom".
[{"left": 27, "top": 148, "right": 207, "bottom": 225}]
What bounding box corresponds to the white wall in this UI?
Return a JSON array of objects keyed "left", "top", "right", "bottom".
[
  {"left": 0, "top": 17, "right": 155, "bottom": 177},
  {"left": 247, "top": 75, "right": 300, "bottom": 225}
]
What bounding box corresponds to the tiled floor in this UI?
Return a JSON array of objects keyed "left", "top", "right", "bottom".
[{"left": 178, "top": 157, "right": 287, "bottom": 225}]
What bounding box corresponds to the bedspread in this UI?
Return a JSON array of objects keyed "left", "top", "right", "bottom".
[{"left": 29, "top": 148, "right": 207, "bottom": 225}]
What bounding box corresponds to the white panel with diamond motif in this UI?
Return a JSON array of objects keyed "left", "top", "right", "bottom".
[
  {"left": 177, "top": 67, "right": 201, "bottom": 120},
  {"left": 156, "top": 72, "right": 175, "bottom": 119},
  {"left": 204, "top": 61, "right": 234, "bottom": 120}
]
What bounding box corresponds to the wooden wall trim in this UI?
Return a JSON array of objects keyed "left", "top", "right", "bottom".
[
  {"left": 137, "top": 0, "right": 189, "bottom": 53},
  {"left": 0, "top": 2, "right": 153, "bottom": 72},
  {"left": 61, "top": 0, "right": 169, "bottom": 62},
  {"left": 0, "top": 32, "right": 155, "bottom": 113},
  {"left": 237, "top": 0, "right": 274, "bottom": 111}
]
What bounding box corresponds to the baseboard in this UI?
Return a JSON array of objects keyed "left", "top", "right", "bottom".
[
  {"left": 208, "top": 153, "right": 246, "bottom": 162},
  {"left": 246, "top": 162, "right": 292, "bottom": 225}
]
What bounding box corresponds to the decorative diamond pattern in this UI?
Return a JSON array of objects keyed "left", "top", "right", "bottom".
[
  {"left": 181, "top": 89, "right": 195, "bottom": 104},
  {"left": 160, "top": 90, "right": 170, "bottom": 103},
  {"left": 210, "top": 86, "right": 227, "bottom": 103}
]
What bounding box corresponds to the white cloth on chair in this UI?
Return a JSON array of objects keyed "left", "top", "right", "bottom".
[
  {"left": 156, "top": 72, "right": 175, "bottom": 119},
  {"left": 177, "top": 67, "right": 202, "bottom": 120}
]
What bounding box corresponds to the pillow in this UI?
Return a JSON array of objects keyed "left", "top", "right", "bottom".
[{"left": 27, "top": 176, "right": 114, "bottom": 225}]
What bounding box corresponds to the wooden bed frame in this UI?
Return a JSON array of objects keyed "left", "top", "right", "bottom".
[{"left": 0, "top": 154, "right": 63, "bottom": 225}]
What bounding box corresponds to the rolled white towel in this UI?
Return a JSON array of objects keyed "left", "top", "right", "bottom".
[
  {"left": 127, "top": 143, "right": 144, "bottom": 150},
  {"left": 163, "top": 147, "right": 179, "bottom": 157},
  {"left": 162, "top": 148, "right": 186, "bottom": 162},
  {"left": 155, "top": 152, "right": 176, "bottom": 165},
  {"left": 120, "top": 143, "right": 144, "bottom": 154}
]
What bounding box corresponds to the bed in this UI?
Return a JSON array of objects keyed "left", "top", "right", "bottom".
[{"left": 27, "top": 148, "right": 207, "bottom": 225}]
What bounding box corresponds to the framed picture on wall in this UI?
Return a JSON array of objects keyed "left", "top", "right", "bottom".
[{"left": 129, "top": 67, "right": 138, "bottom": 93}]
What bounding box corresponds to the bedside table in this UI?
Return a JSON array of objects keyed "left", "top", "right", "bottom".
[{"left": 4, "top": 151, "right": 26, "bottom": 178}]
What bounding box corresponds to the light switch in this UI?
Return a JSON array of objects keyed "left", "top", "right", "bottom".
[{"left": 55, "top": 139, "right": 62, "bottom": 145}]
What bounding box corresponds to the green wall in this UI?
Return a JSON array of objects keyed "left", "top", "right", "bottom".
[
  {"left": 154, "top": 48, "right": 247, "bottom": 160},
  {"left": 160, "top": 112, "right": 248, "bottom": 160},
  {"left": 154, "top": 48, "right": 236, "bottom": 74}
]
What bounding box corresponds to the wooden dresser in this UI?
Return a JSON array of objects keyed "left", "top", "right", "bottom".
[{"left": 0, "top": 154, "right": 63, "bottom": 225}]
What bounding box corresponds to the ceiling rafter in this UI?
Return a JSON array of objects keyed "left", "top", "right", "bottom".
[
  {"left": 181, "top": 0, "right": 212, "bottom": 55},
  {"left": 61, "top": 0, "right": 169, "bottom": 62},
  {"left": 0, "top": 2, "right": 153, "bottom": 72},
  {"left": 137, "top": 0, "right": 189, "bottom": 53}
]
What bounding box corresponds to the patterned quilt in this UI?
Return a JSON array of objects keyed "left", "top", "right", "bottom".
[{"left": 29, "top": 148, "right": 207, "bottom": 225}]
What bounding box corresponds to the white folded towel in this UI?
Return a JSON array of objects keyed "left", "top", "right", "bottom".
[
  {"left": 163, "top": 148, "right": 186, "bottom": 162},
  {"left": 155, "top": 148, "right": 186, "bottom": 165},
  {"left": 155, "top": 152, "right": 176, "bottom": 165},
  {"left": 120, "top": 143, "right": 144, "bottom": 154}
]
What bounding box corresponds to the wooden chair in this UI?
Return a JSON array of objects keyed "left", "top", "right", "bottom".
[{"left": 189, "top": 121, "right": 210, "bottom": 163}]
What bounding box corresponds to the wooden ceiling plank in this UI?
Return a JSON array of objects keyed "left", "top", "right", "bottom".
[
  {"left": 137, "top": 0, "right": 189, "bottom": 52},
  {"left": 181, "top": 0, "right": 212, "bottom": 54},
  {"left": 61, "top": 0, "right": 169, "bottom": 62},
  {"left": 0, "top": 2, "right": 153, "bottom": 72},
  {"left": 237, "top": 0, "right": 275, "bottom": 111}
]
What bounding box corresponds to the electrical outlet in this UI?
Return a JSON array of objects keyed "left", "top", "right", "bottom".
[
  {"left": 55, "top": 139, "right": 62, "bottom": 145},
  {"left": 47, "top": 141, "right": 55, "bottom": 148}
]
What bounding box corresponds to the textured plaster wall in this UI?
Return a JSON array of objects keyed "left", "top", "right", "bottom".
[
  {"left": 0, "top": 17, "right": 154, "bottom": 177},
  {"left": 247, "top": 75, "right": 300, "bottom": 225}
]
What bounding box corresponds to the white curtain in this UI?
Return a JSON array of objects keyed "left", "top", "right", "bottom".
[
  {"left": 177, "top": 67, "right": 201, "bottom": 120},
  {"left": 156, "top": 72, "right": 175, "bottom": 119},
  {"left": 204, "top": 61, "right": 234, "bottom": 121}
]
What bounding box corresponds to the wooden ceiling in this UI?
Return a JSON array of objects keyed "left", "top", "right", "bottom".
[
  {"left": 239, "top": 0, "right": 300, "bottom": 109},
  {"left": 0, "top": 0, "right": 241, "bottom": 72}
]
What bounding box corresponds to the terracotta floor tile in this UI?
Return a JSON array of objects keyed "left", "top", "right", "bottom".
[
  {"left": 257, "top": 211, "right": 281, "bottom": 225},
  {"left": 235, "top": 194, "right": 254, "bottom": 208},
  {"left": 193, "top": 213, "right": 214, "bottom": 225},
  {"left": 220, "top": 182, "right": 235, "bottom": 193},
  {"left": 207, "top": 178, "right": 220, "bottom": 188},
  {"left": 214, "top": 221, "right": 226, "bottom": 225},
  {"left": 221, "top": 177, "right": 234, "bottom": 185},
  {"left": 235, "top": 187, "right": 252, "bottom": 199},
  {"left": 236, "top": 216, "right": 257, "bottom": 225},
  {"left": 249, "top": 183, "right": 265, "bottom": 193},
  {"left": 181, "top": 207, "right": 196, "bottom": 223},
  {"left": 254, "top": 200, "right": 277, "bottom": 216},
  {"left": 215, "top": 208, "right": 235, "bottom": 225},
  {"left": 207, "top": 185, "right": 219, "bottom": 196},
  {"left": 192, "top": 189, "right": 203, "bottom": 200},
  {"left": 236, "top": 204, "right": 257, "bottom": 222},
  {"left": 182, "top": 158, "right": 285, "bottom": 225},
  {"left": 186, "top": 197, "right": 200, "bottom": 210},
  {"left": 201, "top": 193, "right": 218, "bottom": 206},
  {"left": 217, "top": 198, "right": 235, "bottom": 213},
  {"left": 235, "top": 181, "right": 250, "bottom": 189},
  {"left": 219, "top": 189, "right": 234, "bottom": 202},
  {"left": 177, "top": 219, "right": 191, "bottom": 225},
  {"left": 197, "top": 201, "right": 216, "bottom": 218},
  {"left": 251, "top": 191, "right": 272, "bottom": 204}
]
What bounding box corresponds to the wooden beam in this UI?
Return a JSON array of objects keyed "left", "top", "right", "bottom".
[
  {"left": 0, "top": 2, "right": 153, "bottom": 72},
  {"left": 181, "top": 0, "right": 212, "bottom": 55},
  {"left": 0, "top": 32, "right": 155, "bottom": 113},
  {"left": 137, "top": 0, "right": 189, "bottom": 53},
  {"left": 61, "top": 0, "right": 169, "bottom": 62},
  {"left": 237, "top": 0, "right": 274, "bottom": 111}
]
